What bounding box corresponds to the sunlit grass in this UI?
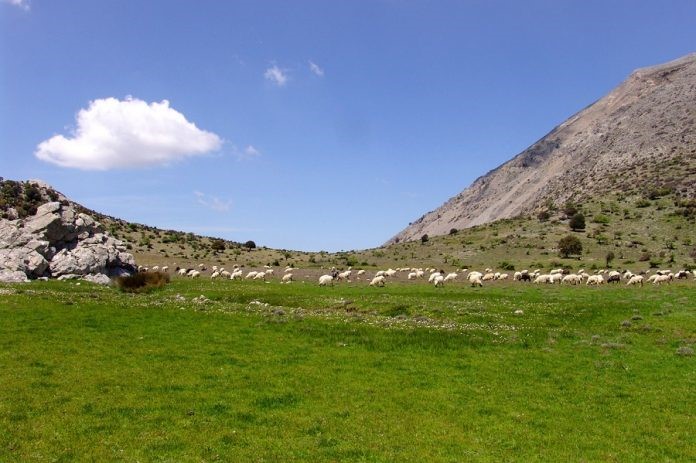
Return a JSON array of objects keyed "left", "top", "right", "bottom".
[{"left": 1, "top": 279, "right": 694, "bottom": 461}]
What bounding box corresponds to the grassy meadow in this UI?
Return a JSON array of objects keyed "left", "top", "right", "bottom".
[{"left": 1, "top": 277, "right": 694, "bottom": 462}]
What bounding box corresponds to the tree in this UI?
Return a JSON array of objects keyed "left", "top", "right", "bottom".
[
  {"left": 558, "top": 235, "right": 583, "bottom": 258},
  {"left": 243, "top": 240, "right": 256, "bottom": 249},
  {"left": 569, "top": 213, "right": 586, "bottom": 231},
  {"left": 211, "top": 239, "right": 226, "bottom": 252},
  {"left": 605, "top": 251, "right": 615, "bottom": 268},
  {"left": 421, "top": 234, "right": 429, "bottom": 244}
]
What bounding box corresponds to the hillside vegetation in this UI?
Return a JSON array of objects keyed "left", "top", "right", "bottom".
[{"left": 2, "top": 178, "right": 694, "bottom": 274}]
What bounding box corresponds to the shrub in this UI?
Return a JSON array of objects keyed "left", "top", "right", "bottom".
[
  {"left": 569, "top": 213, "right": 586, "bottom": 231},
  {"left": 421, "top": 234, "right": 429, "bottom": 244},
  {"left": 115, "top": 272, "right": 170, "bottom": 293},
  {"left": 498, "top": 261, "right": 515, "bottom": 271},
  {"left": 558, "top": 235, "right": 583, "bottom": 258},
  {"left": 537, "top": 210, "right": 551, "bottom": 222},
  {"left": 592, "top": 214, "right": 610, "bottom": 224},
  {"left": 244, "top": 240, "right": 256, "bottom": 249},
  {"left": 449, "top": 228, "right": 458, "bottom": 235}
]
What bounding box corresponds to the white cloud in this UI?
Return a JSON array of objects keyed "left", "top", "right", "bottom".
[
  {"left": 264, "top": 65, "right": 288, "bottom": 86},
  {"left": 309, "top": 61, "right": 324, "bottom": 77},
  {"left": 3, "top": 0, "right": 29, "bottom": 11},
  {"left": 35, "top": 97, "right": 222, "bottom": 170},
  {"left": 194, "top": 191, "right": 233, "bottom": 212},
  {"left": 241, "top": 145, "right": 261, "bottom": 160}
]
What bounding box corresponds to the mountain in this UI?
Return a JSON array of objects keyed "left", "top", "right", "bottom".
[{"left": 389, "top": 53, "right": 696, "bottom": 244}]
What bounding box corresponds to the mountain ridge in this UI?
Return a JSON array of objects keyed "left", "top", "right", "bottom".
[{"left": 388, "top": 52, "right": 696, "bottom": 244}]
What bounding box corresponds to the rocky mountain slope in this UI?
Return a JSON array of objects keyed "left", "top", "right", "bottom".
[{"left": 389, "top": 53, "right": 696, "bottom": 244}]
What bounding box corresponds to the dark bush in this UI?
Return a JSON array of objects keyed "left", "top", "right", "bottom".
[
  {"left": 569, "top": 213, "right": 586, "bottom": 231},
  {"left": 115, "top": 271, "right": 170, "bottom": 293},
  {"left": 558, "top": 235, "right": 583, "bottom": 258}
]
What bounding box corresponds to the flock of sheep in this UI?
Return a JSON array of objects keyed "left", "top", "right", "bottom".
[{"left": 137, "top": 263, "right": 695, "bottom": 288}]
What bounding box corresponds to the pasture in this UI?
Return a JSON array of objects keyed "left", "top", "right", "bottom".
[{"left": 1, "top": 277, "right": 694, "bottom": 462}]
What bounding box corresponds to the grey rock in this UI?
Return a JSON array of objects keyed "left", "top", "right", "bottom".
[
  {"left": 82, "top": 273, "right": 111, "bottom": 285},
  {"left": 0, "top": 195, "right": 135, "bottom": 281},
  {"left": 0, "top": 269, "right": 29, "bottom": 283}
]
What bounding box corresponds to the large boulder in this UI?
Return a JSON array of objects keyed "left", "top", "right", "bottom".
[{"left": 0, "top": 199, "right": 135, "bottom": 283}]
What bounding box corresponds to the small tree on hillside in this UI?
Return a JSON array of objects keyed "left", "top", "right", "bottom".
[
  {"left": 243, "top": 240, "right": 256, "bottom": 249},
  {"left": 569, "top": 213, "right": 586, "bottom": 231},
  {"left": 558, "top": 235, "right": 583, "bottom": 258},
  {"left": 605, "top": 251, "right": 615, "bottom": 268},
  {"left": 211, "top": 239, "right": 226, "bottom": 252},
  {"left": 421, "top": 234, "right": 429, "bottom": 244}
]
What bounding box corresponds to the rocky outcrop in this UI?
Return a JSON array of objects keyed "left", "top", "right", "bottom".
[{"left": 0, "top": 200, "right": 135, "bottom": 283}]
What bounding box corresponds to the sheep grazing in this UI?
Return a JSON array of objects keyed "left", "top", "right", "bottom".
[
  {"left": 282, "top": 273, "right": 293, "bottom": 284},
  {"left": 627, "top": 275, "right": 644, "bottom": 287},
  {"left": 534, "top": 274, "right": 552, "bottom": 284},
  {"left": 433, "top": 275, "right": 445, "bottom": 287},
  {"left": 468, "top": 271, "right": 483, "bottom": 282},
  {"left": 606, "top": 271, "right": 622, "bottom": 284},
  {"left": 444, "top": 272, "right": 458, "bottom": 282},
  {"left": 230, "top": 269, "right": 243, "bottom": 280},
  {"left": 586, "top": 275, "right": 604, "bottom": 286},
  {"left": 177, "top": 268, "right": 188, "bottom": 276},
  {"left": 561, "top": 274, "right": 582, "bottom": 285},
  {"left": 318, "top": 275, "right": 334, "bottom": 286},
  {"left": 675, "top": 270, "right": 690, "bottom": 280},
  {"left": 188, "top": 270, "right": 201, "bottom": 278},
  {"left": 253, "top": 272, "right": 267, "bottom": 280},
  {"left": 482, "top": 273, "right": 496, "bottom": 281},
  {"left": 210, "top": 271, "right": 220, "bottom": 279},
  {"left": 369, "top": 275, "right": 386, "bottom": 287},
  {"left": 161, "top": 266, "right": 169, "bottom": 273},
  {"left": 550, "top": 273, "right": 563, "bottom": 284},
  {"left": 498, "top": 273, "right": 509, "bottom": 280},
  {"left": 518, "top": 273, "right": 532, "bottom": 282},
  {"left": 384, "top": 269, "right": 397, "bottom": 278},
  {"left": 470, "top": 277, "right": 483, "bottom": 287},
  {"left": 284, "top": 267, "right": 294, "bottom": 273},
  {"left": 652, "top": 274, "right": 671, "bottom": 285},
  {"left": 356, "top": 269, "right": 366, "bottom": 276},
  {"left": 337, "top": 270, "right": 352, "bottom": 282},
  {"left": 407, "top": 272, "right": 418, "bottom": 280},
  {"left": 245, "top": 271, "right": 258, "bottom": 280}
]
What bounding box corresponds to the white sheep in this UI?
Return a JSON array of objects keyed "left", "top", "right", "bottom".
[
  {"left": 534, "top": 274, "right": 552, "bottom": 284},
  {"left": 561, "top": 274, "right": 582, "bottom": 285},
  {"left": 189, "top": 270, "right": 201, "bottom": 278},
  {"left": 470, "top": 277, "right": 483, "bottom": 287},
  {"left": 498, "top": 273, "right": 509, "bottom": 280},
  {"left": 211, "top": 271, "right": 220, "bottom": 279},
  {"left": 444, "top": 272, "right": 458, "bottom": 282},
  {"left": 627, "top": 275, "right": 644, "bottom": 286},
  {"left": 161, "top": 266, "right": 169, "bottom": 273},
  {"left": 177, "top": 268, "right": 188, "bottom": 276},
  {"left": 407, "top": 272, "right": 417, "bottom": 280},
  {"left": 245, "top": 271, "right": 258, "bottom": 279},
  {"left": 318, "top": 275, "right": 334, "bottom": 286},
  {"left": 586, "top": 275, "right": 604, "bottom": 285},
  {"left": 337, "top": 270, "right": 352, "bottom": 281},
  {"left": 482, "top": 272, "right": 496, "bottom": 281},
  {"left": 282, "top": 273, "right": 293, "bottom": 284},
  {"left": 433, "top": 275, "right": 445, "bottom": 287},
  {"left": 652, "top": 274, "right": 671, "bottom": 285},
  {"left": 369, "top": 275, "right": 386, "bottom": 287}
]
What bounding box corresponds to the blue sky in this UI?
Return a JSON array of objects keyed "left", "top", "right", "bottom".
[{"left": 2, "top": 1, "right": 695, "bottom": 251}]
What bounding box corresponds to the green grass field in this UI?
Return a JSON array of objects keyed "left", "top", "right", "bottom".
[{"left": 1, "top": 279, "right": 694, "bottom": 462}]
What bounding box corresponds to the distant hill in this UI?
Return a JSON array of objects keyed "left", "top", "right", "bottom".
[{"left": 389, "top": 53, "right": 696, "bottom": 244}]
